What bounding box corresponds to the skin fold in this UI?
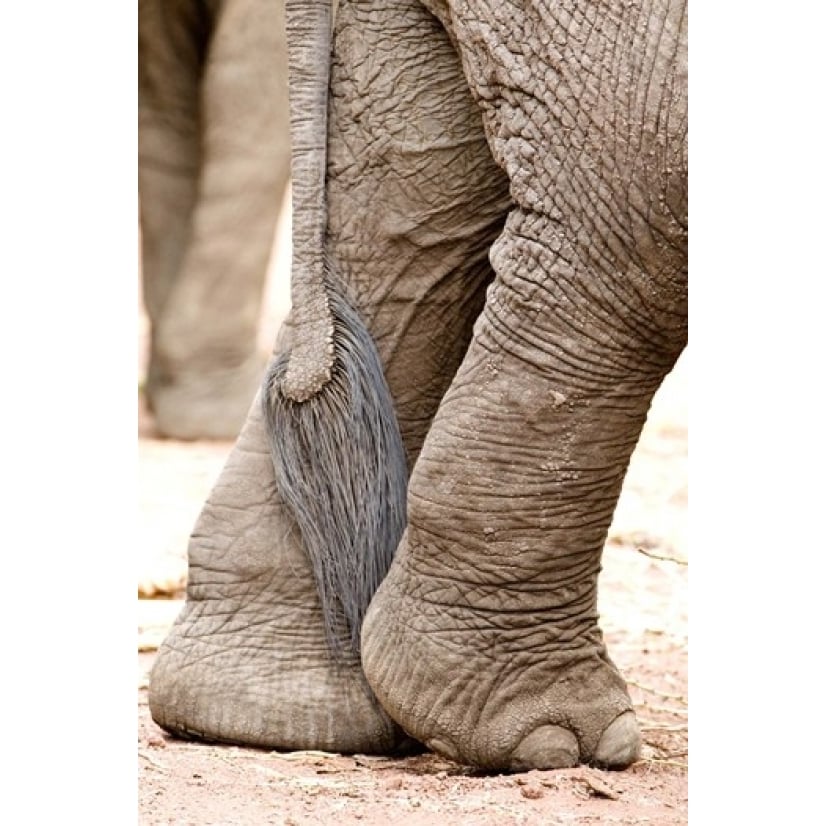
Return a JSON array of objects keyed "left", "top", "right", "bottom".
[
  {"left": 149, "top": 0, "right": 687, "bottom": 771},
  {"left": 139, "top": 0, "right": 291, "bottom": 439}
]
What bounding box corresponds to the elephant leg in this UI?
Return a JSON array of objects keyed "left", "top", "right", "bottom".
[
  {"left": 361, "top": 0, "right": 688, "bottom": 769},
  {"left": 325, "top": 0, "right": 512, "bottom": 462},
  {"left": 139, "top": 0, "right": 211, "bottom": 368},
  {"left": 148, "top": 394, "right": 408, "bottom": 751},
  {"left": 143, "top": 0, "right": 291, "bottom": 440},
  {"left": 148, "top": 0, "right": 511, "bottom": 751}
]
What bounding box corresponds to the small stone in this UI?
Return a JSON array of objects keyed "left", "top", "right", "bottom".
[{"left": 520, "top": 783, "right": 544, "bottom": 799}]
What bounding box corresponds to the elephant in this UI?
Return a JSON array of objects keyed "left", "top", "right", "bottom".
[
  {"left": 148, "top": 0, "right": 687, "bottom": 772},
  {"left": 138, "top": 0, "right": 290, "bottom": 439}
]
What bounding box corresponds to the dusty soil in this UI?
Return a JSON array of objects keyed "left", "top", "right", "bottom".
[{"left": 137, "top": 236, "right": 688, "bottom": 823}]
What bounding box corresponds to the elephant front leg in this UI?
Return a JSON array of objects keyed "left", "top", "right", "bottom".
[{"left": 361, "top": 212, "right": 687, "bottom": 770}]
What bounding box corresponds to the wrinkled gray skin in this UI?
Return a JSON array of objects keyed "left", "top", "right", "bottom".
[
  {"left": 139, "top": 0, "right": 290, "bottom": 439},
  {"left": 150, "top": 0, "right": 687, "bottom": 771}
]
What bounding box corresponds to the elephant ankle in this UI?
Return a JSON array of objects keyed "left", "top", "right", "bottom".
[
  {"left": 146, "top": 352, "right": 267, "bottom": 439},
  {"left": 361, "top": 542, "right": 637, "bottom": 770}
]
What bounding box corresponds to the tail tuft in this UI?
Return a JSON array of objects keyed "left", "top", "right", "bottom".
[{"left": 262, "top": 270, "right": 408, "bottom": 657}]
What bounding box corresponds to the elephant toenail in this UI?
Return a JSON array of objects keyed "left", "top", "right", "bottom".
[
  {"left": 593, "top": 711, "right": 641, "bottom": 768},
  {"left": 510, "top": 725, "right": 579, "bottom": 770},
  {"left": 426, "top": 736, "right": 461, "bottom": 762}
]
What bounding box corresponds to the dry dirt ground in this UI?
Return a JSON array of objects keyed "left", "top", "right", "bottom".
[{"left": 137, "top": 231, "right": 688, "bottom": 824}]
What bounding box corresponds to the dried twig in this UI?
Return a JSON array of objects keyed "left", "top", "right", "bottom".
[
  {"left": 139, "top": 749, "right": 169, "bottom": 772},
  {"left": 639, "top": 757, "right": 688, "bottom": 770},
  {"left": 269, "top": 750, "right": 341, "bottom": 762},
  {"left": 627, "top": 679, "right": 687, "bottom": 704},
  {"left": 640, "top": 703, "right": 688, "bottom": 717},
  {"left": 636, "top": 546, "right": 687, "bottom": 566},
  {"left": 640, "top": 722, "right": 688, "bottom": 732}
]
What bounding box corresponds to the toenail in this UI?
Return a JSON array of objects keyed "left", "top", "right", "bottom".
[
  {"left": 510, "top": 725, "right": 579, "bottom": 770},
  {"left": 592, "top": 711, "right": 641, "bottom": 768}
]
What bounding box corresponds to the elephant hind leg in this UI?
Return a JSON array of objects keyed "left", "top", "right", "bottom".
[
  {"left": 149, "top": 395, "right": 407, "bottom": 753},
  {"left": 149, "top": 0, "right": 510, "bottom": 753},
  {"left": 326, "top": 0, "right": 512, "bottom": 465},
  {"left": 361, "top": 0, "right": 687, "bottom": 770},
  {"left": 360, "top": 211, "right": 687, "bottom": 768}
]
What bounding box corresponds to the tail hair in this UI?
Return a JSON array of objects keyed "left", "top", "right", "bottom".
[{"left": 262, "top": 268, "right": 408, "bottom": 657}]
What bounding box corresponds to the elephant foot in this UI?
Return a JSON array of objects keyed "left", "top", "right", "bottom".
[
  {"left": 361, "top": 549, "right": 641, "bottom": 771},
  {"left": 146, "top": 351, "right": 266, "bottom": 441},
  {"left": 150, "top": 600, "right": 404, "bottom": 754},
  {"left": 148, "top": 393, "right": 407, "bottom": 754}
]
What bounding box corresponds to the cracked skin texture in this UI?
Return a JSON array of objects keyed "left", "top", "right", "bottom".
[{"left": 150, "top": 0, "right": 687, "bottom": 771}]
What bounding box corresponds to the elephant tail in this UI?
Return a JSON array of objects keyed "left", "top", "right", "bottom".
[{"left": 261, "top": 0, "right": 408, "bottom": 658}]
